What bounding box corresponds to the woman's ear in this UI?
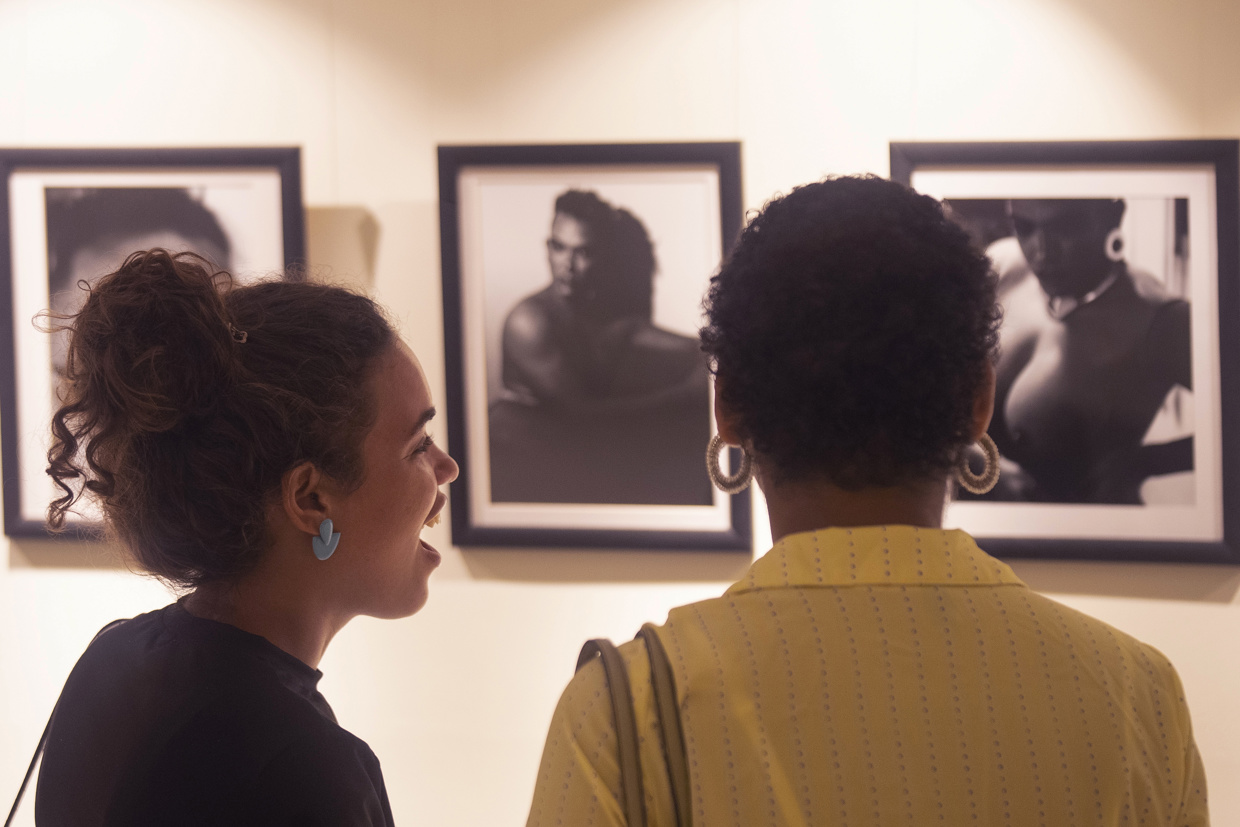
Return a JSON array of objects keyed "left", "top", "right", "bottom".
[
  {"left": 713, "top": 378, "right": 745, "bottom": 446},
  {"left": 971, "top": 361, "right": 997, "bottom": 442},
  {"left": 281, "top": 461, "right": 331, "bottom": 536}
]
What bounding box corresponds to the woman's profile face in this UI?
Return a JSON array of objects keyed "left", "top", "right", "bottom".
[
  {"left": 327, "top": 341, "right": 459, "bottom": 619},
  {"left": 1008, "top": 199, "right": 1123, "bottom": 298}
]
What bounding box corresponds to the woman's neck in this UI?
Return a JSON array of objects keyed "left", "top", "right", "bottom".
[
  {"left": 1045, "top": 263, "right": 1126, "bottom": 321},
  {"left": 760, "top": 472, "right": 949, "bottom": 544},
  {"left": 182, "top": 574, "right": 347, "bottom": 669}
]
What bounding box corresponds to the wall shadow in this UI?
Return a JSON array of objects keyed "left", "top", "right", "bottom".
[{"left": 305, "top": 205, "right": 380, "bottom": 290}]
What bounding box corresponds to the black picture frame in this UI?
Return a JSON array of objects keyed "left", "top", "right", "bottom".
[
  {"left": 438, "top": 142, "right": 749, "bottom": 550},
  {"left": 892, "top": 139, "right": 1240, "bottom": 563},
  {"left": 1, "top": 146, "right": 305, "bottom": 539}
]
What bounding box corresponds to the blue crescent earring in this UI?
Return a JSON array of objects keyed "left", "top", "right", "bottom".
[{"left": 312, "top": 518, "right": 341, "bottom": 561}]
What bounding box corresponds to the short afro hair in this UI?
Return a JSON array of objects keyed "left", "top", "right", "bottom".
[{"left": 700, "top": 175, "right": 1001, "bottom": 489}]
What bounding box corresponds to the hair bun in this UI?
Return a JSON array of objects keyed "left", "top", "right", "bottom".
[{"left": 67, "top": 249, "right": 238, "bottom": 434}]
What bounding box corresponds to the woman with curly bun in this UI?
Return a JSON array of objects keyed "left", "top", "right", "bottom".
[
  {"left": 527, "top": 176, "right": 1208, "bottom": 826},
  {"left": 31, "top": 250, "right": 457, "bottom": 825}
]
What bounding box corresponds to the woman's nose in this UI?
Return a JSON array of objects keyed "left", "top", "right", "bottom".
[{"left": 437, "top": 448, "right": 460, "bottom": 485}]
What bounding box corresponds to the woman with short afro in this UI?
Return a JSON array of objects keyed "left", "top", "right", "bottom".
[{"left": 527, "top": 175, "right": 1208, "bottom": 827}]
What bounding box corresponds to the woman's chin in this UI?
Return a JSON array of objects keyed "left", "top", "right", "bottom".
[{"left": 371, "top": 583, "right": 431, "bottom": 620}]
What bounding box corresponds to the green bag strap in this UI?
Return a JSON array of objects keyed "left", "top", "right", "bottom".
[
  {"left": 637, "top": 623, "right": 692, "bottom": 827},
  {"left": 577, "top": 638, "right": 647, "bottom": 827}
]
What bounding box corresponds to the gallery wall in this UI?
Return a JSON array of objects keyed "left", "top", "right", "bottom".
[{"left": 3, "top": 0, "right": 1240, "bottom": 824}]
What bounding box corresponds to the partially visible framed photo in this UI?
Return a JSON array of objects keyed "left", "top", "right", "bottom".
[
  {"left": 1, "top": 147, "right": 305, "bottom": 538},
  {"left": 892, "top": 139, "right": 1240, "bottom": 563},
  {"left": 438, "top": 142, "right": 749, "bottom": 549}
]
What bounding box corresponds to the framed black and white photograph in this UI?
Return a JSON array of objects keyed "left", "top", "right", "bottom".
[
  {"left": 438, "top": 142, "right": 749, "bottom": 549},
  {"left": 892, "top": 139, "right": 1240, "bottom": 562},
  {"left": 1, "top": 147, "right": 305, "bottom": 538}
]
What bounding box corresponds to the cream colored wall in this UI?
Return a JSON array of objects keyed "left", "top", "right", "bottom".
[{"left": 2, "top": 0, "right": 1239, "bottom": 824}]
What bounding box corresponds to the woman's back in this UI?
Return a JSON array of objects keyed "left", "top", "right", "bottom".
[
  {"left": 36, "top": 603, "right": 393, "bottom": 826},
  {"left": 531, "top": 526, "right": 1208, "bottom": 826}
]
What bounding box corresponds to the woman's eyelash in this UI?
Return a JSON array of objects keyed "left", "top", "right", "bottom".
[{"left": 412, "top": 434, "right": 435, "bottom": 455}]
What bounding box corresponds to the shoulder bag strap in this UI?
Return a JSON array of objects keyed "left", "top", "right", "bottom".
[
  {"left": 4, "top": 700, "right": 56, "bottom": 827},
  {"left": 5, "top": 618, "right": 128, "bottom": 827},
  {"left": 577, "top": 638, "right": 646, "bottom": 827},
  {"left": 636, "top": 624, "right": 692, "bottom": 827}
]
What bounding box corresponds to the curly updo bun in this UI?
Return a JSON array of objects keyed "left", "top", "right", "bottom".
[
  {"left": 700, "top": 175, "right": 1001, "bottom": 489},
  {"left": 48, "top": 250, "right": 395, "bottom": 587}
]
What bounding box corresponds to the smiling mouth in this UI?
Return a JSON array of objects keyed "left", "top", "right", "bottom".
[{"left": 424, "top": 493, "right": 447, "bottom": 528}]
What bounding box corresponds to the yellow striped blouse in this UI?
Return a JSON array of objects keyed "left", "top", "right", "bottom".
[{"left": 527, "top": 525, "right": 1209, "bottom": 826}]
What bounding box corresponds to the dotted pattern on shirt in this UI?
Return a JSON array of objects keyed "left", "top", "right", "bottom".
[{"left": 525, "top": 527, "right": 1209, "bottom": 827}]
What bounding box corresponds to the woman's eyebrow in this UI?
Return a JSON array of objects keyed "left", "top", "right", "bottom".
[{"left": 408, "top": 407, "right": 436, "bottom": 439}]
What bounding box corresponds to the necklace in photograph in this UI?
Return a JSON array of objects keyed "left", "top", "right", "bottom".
[{"left": 1046, "top": 270, "right": 1121, "bottom": 321}]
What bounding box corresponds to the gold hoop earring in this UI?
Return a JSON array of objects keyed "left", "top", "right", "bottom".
[
  {"left": 706, "top": 434, "right": 752, "bottom": 494},
  {"left": 956, "top": 433, "right": 1000, "bottom": 495}
]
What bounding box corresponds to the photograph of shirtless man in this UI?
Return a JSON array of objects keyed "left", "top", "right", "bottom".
[{"left": 488, "top": 189, "right": 712, "bottom": 506}]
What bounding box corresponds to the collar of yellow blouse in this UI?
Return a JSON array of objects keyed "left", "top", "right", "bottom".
[{"left": 727, "top": 525, "right": 1025, "bottom": 593}]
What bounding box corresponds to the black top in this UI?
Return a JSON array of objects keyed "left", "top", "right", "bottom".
[{"left": 34, "top": 602, "right": 395, "bottom": 826}]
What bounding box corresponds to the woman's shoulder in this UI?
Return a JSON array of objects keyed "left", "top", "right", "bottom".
[
  {"left": 44, "top": 602, "right": 392, "bottom": 825},
  {"left": 1126, "top": 266, "right": 1184, "bottom": 307},
  {"left": 1019, "top": 589, "right": 1190, "bottom": 699},
  {"left": 91, "top": 693, "right": 391, "bottom": 826},
  {"left": 65, "top": 602, "right": 187, "bottom": 685},
  {"left": 72, "top": 603, "right": 313, "bottom": 694},
  {"left": 149, "top": 688, "right": 388, "bottom": 819},
  {"left": 58, "top": 602, "right": 350, "bottom": 747},
  {"left": 1111, "top": 269, "right": 1190, "bottom": 370}
]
